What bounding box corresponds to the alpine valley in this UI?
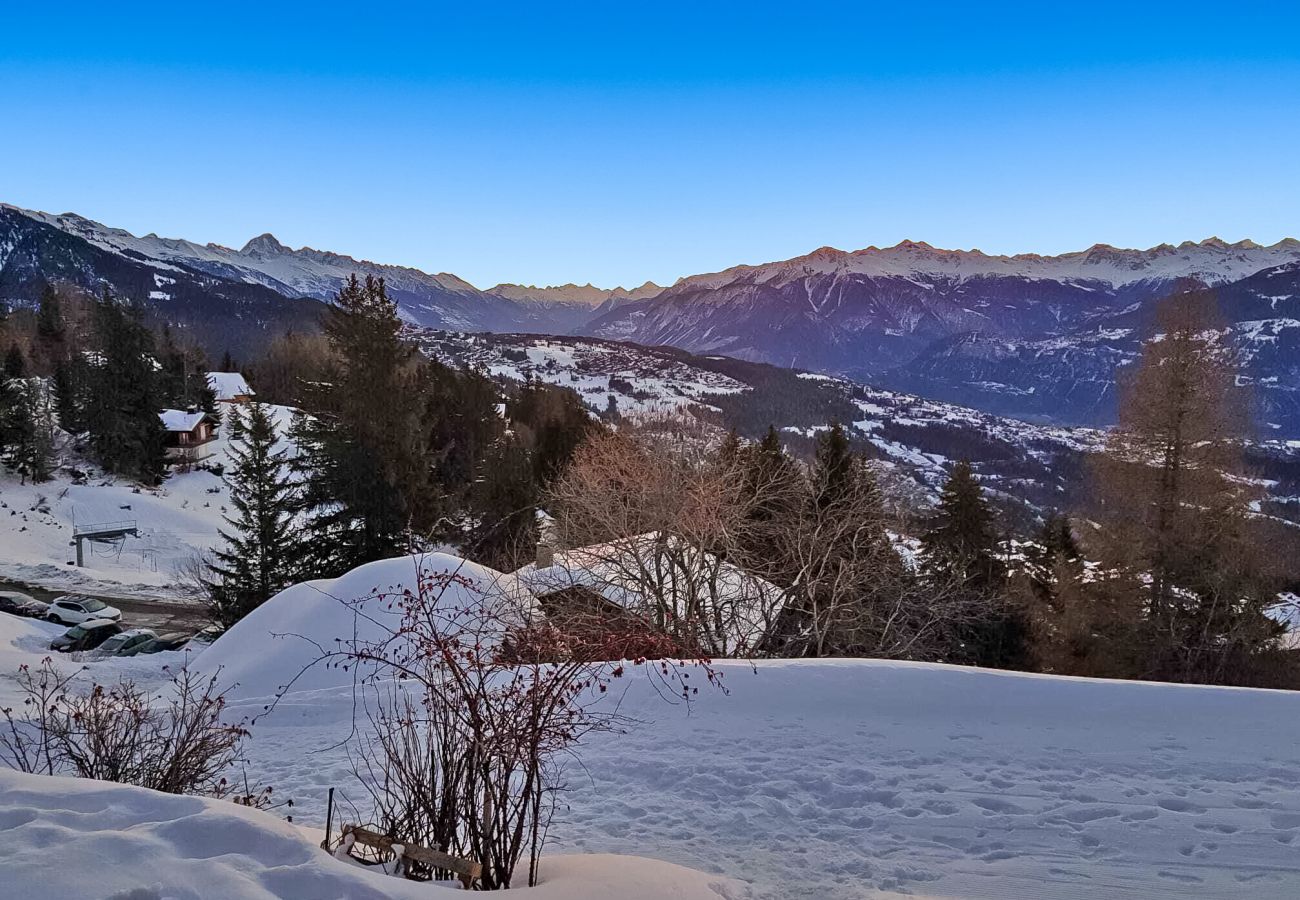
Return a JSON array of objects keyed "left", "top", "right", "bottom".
[{"left": 3, "top": 202, "right": 1299, "bottom": 436}]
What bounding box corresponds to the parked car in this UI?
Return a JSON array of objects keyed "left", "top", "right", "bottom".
[
  {"left": 90, "top": 628, "right": 158, "bottom": 659},
  {"left": 46, "top": 595, "right": 122, "bottom": 626},
  {"left": 120, "top": 632, "right": 191, "bottom": 656},
  {"left": 18, "top": 598, "right": 50, "bottom": 618},
  {"left": 51, "top": 619, "right": 123, "bottom": 653},
  {"left": 0, "top": 591, "right": 40, "bottom": 618},
  {"left": 187, "top": 624, "right": 222, "bottom": 646}
]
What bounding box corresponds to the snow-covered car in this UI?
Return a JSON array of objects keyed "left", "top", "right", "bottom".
[
  {"left": 119, "top": 632, "right": 191, "bottom": 656},
  {"left": 90, "top": 628, "right": 158, "bottom": 659},
  {"left": 18, "top": 598, "right": 50, "bottom": 618},
  {"left": 186, "top": 624, "right": 222, "bottom": 646},
  {"left": 46, "top": 596, "right": 122, "bottom": 626},
  {"left": 50, "top": 619, "right": 123, "bottom": 653},
  {"left": 0, "top": 591, "right": 43, "bottom": 618}
]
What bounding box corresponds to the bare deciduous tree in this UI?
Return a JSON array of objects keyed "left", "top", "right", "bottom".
[{"left": 1086, "top": 290, "right": 1294, "bottom": 686}]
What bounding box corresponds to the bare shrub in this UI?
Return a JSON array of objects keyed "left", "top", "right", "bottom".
[
  {"left": 306, "top": 560, "right": 717, "bottom": 889},
  {"left": 0, "top": 658, "right": 250, "bottom": 795}
]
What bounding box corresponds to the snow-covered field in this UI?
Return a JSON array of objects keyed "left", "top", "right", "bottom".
[
  {"left": 4, "top": 562, "right": 1300, "bottom": 898},
  {"left": 220, "top": 659, "right": 1300, "bottom": 899},
  {"left": 418, "top": 332, "right": 748, "bottom": 418},
  {"left": 0, "top": 769, "right": 746, "bottom": 900},
  {"left": 0, "top": 404, "right": 296, "bottom": 600}
]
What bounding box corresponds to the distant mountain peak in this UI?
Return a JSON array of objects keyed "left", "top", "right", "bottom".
[{"left": 240, "top": 233, "right": 290, "bottom": 256}]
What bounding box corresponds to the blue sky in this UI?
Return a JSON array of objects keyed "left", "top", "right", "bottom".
[{"left": 2, "top": 2, "right": 1298, "bottom": 288}]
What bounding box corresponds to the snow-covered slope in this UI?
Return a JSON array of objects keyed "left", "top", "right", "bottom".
[
  {"left": 225, "top": 649, "right": 1300, "bottom": 899},
  {"left": 0, "top": 404, "right": 297, "bottom": 600},
  {"left": 0, "top": 769, "right": 744, "bottom": 900},
  {"left": 584, "top": 241, "right": 1300, "bottom": 433},
  {"left": 420, "top": 330, "right": 1107, "bottom": 511},
  {"left": 194, "top": 552, "right": 535, "bottom": 700},
  {"left": 7, "top": 558, "right": 1300, "bottom": 898},
  {"left": 1, "top": 204, "right": 639, "bottom": 333},
  {"left": 489, "top": 280, "right": 664, "bottom": 307},
  {"left": 665, "top": 238, "right": 1300, "bottom": 292}
]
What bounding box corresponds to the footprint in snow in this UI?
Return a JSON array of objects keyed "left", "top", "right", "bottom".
[
  {"left": 1157, "top": 798, "right": 1207, "bottom": 814},
  {"left": 972, "top": 797, "right": 1029, "bottom": 815},
  {"left": 1270, "top": 812, "right": 1300, "bottom": 830},
  {"left": 1158, "top": 870, "right": 1204, "bottom": 884}
]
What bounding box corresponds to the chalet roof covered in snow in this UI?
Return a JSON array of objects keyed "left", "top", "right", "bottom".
[
  {"left": 158, "top": 409, "right": 207, "bottom": 433},
  {"left": 206, "top": 371, "right": 254, "bottom": 401},
  {"left": 514, "top": 532, "right": 785, "bottom": 655}
]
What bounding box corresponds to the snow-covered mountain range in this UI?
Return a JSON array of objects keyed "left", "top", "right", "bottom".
[
  {"left": 0, "top": 205, "right": 600, "bottom": 333},
  {"left": 487, "top": 280, "right": 664, "bottom": 308},
  {"left": 582, "top": 241, "right": 1300, "bottom": 432},
  {"left": 4, "top": 202, "right": 1298, "bottom": 433}
]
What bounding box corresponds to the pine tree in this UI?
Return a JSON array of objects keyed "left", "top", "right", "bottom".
[
  {"left": 3, "top": 377, "right": 56, "bottom": 483},
  {"left": 293, "top": 275, "right": 433, "bottom": 572},
  {"left": 811, "top": 421, "right": 854, "bottom": 509},
  {"left": 922, "top": 460, "right": 1028, "bottom": 669},
  {"left": 509, "top": 378, "right": 596, "bottom": 487},
  {"left": 921, "top": 460, "right": 1001, "bottom": 585},
  {"left": 717, "top": 429, "right": 742, "bottom": 467},
  {"left": 52, "top": 357, "right": 86, "bottom": 436},
  {"left": 36, "top": 285, "right": 66, "bottom": 348},
  {"left": 733, "top": 426, "right": 802, "bottom": 585},
  {"left": 206, "top": 402, "right": 301, "bottom": 628},
  {"left": 84, "top": 292, "right": 168, "bottom": 484},
  {"left": 461, "top": 378, "right": 592, "bottom": 569},
  {"left": 793, "top": 424, "right": 902, "bottom": 655},
  {"left": 4, "top": 344, "right": 25, "bottom": 380}
]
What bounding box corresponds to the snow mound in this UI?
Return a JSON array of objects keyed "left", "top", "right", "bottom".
[
  {"left": 194, "top": 553, "right": 535, "bottom": 701},
  {"left": 206, "top": 371, "right": 255, "bottom": 401},
  {"left": 0, "top": 769, "right": 744, "bottom": 900}
]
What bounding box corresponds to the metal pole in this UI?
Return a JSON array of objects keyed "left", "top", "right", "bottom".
[
  {"left": 324, "top": 787, "right": 334, "bottom": 852},
  {"left": 75, "top": 536, "right": 83, "bottom": 567}
]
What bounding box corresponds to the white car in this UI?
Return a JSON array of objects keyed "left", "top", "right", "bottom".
[{"left": 47, "top": 595, "right": 122, "bottom": 626}]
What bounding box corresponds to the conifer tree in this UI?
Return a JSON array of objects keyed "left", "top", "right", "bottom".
[
  {"left": 789, "top": 423, "right": 902, "bottom": 655},
  {"left": 36, "top": 285, "right": 66, "bottom": 348},
  {"left": 4, "top": 344, "right": 25, "bottom": 380},
  {"left": 509, "top": 378, "right": 596, "bottom": 487},
  {"left": 811, "top": 421, "right": 855, "bottom": 509},
  {"left": 293, "top": 275, "right": 433, "bottom": 572},
  {"left": 922, "top": 460, "right": 1029, "bottom": 669},
  {"left": 3, "top": 377, "right": 56, "bottom": 484},
  {"left": 735, "top": 425, "right": 802, "bottom": 576},
  {"left": 52, "top": 357, "right": 87, "bottom": 436},
  {"left": 921, "top": 460, "right": 1002, "bottom": 586},
  {"left": 206, "top": 402, "right": 301, "bottom": 628},
  {"left": 84, "top": 292, "right": 168, "bottom": 484},
  {"left": 461, "top": 378, "right": 593, "bottom": 569}
]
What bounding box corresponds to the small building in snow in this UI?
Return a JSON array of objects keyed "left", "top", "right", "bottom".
[
  {"left": 206, "top": 372, "right": 255, "bottom": 404},
  {"left": 515, "top": 530, "right": 786, "bottom": 658},
  {"left": 160, "top": 409, "right": 217, "bottom": 463}
]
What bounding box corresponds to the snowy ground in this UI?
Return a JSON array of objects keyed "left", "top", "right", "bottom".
[
  {"left": 0, "top": 404, "right": 296, "bottom": 601},
  {"left": 226, "top": 661, "right": 1300, "bottom": 898},
  {"left": 4, "top": 582, "right": 1300, "bottom": 898},
  {"left": 0, "top": 769, "right": 747, "bottom": 900}
]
